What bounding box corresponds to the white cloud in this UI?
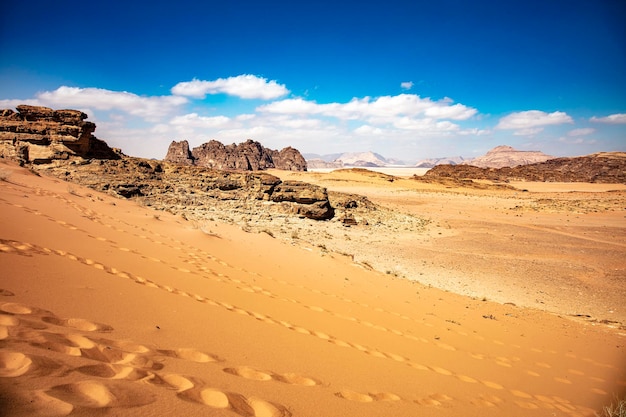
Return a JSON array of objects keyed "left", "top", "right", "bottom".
[
  {"left": 590, "top": 113, "right": 626, "bottom": 124},
  {"left": 513, "top": 127, "right": 544, "bottom": 136},
  {"left": 258, "top": 94, "right": 477, "bottom": 124},
  {"left": 400, "top": 81, "right": 414, "bottom": 90},
  {"left": 17, "top": 86, "right": 187, "bottom": 122},
  {"left": 171, "top": 75, "right": 289, "bottom": 99},
  {"left": 354, "top": 125, "right": 384, "bottom": 135},
  {"left": 170, "top": 113, "right": 233, "bottom": 128},
  {"left": 255, "top": 98, "right": 322, "bottom": 115},
  {"left": 568, "top": 128, "right": 595, "bottom": 136},
  {"left": 496, "top": 110, "right": 573, "bottom": 130}
]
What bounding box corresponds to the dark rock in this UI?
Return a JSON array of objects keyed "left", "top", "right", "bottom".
[{"left": 164, "top": 139, "right": 307, "bottom": 171}]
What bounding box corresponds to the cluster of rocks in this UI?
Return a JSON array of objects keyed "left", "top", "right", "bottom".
[
  {"left": 165, "top": 139, "right": 307, "bottom": 171},
  {"left": 0, "top": 105, "right": 119, "bottom": 164},
  {"left": 40, "top": 157, "right": 333, "bottom": 220},
  {"left": 423, "top": 152, "right": 626, "bottom": 184}
]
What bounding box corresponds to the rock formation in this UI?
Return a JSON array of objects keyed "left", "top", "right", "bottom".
[
  {"left": 0, "top": 105, "right": 119, "bottom": 164},
  {"left": 164, "top": 139, "right": 307, "bottom": 171},
  {"left": 36, "top": 157, "right": 334, "bottom": 220},
  {"left": 423, "top": 152, "right": 626, "bottom": 184},
  {"left": 461, "top": 145, "right": 554, "bottom": 168}
]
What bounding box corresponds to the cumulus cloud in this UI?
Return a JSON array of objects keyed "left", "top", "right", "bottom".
[
  {"left": 170, "top": 113, "right": 232, "bottom": 128},
  {"left": 496, "top": 110, "right": 573, "bottom": 130},
  {"left": 171, "top": 74, "right": 289, "bottom": 100},
  {"left": 513, "top": 127, "right": 544, "bottom": 136},
  {"left": 568, "top": 128, "right": 595, "bottom": 136},
  {"left": 258, "top": 94, "right": 477, "bottom": 124},
  {"left": 590, "top": 113, "right": 626, "bottom": 124},
  {"left": 35, "top": 86, "right": 187, "bottom": 121},
  {"left": 400, "top": 81, "right": 414, "bottom": 90}
]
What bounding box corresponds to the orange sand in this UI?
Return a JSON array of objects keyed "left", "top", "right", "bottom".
[{"left": 0, "top": 160, "right": 624, "bottom": 416}]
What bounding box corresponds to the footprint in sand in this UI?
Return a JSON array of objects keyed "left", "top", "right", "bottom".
[
  {"left": 224, "top": 366, "right": 320, "bottom": 386},
  {"left": 80, "top": 344, "right": 139, "bottom": 365},
  {"left": 42, "top": 316, "right": 114, "bottom": 332},
  {"left": 335, "top": 390, "right": 374, "bottom": 402},
  {"left": 149, "top": 373, "right": 196, "bottom": 392},
  {"left": 46, "top": 380, "right": 155, "bottom": 408},
  {"left": 75, "top": 363, "right": 154, "bottom": 381},
  {"left": 0, "top": 302, "right": 33, "bottom": 314},
  {"left": 6, "top": 389, "right": 74, "bottom": 417},
  {"left": 157, "top": 348, "right": 220, "bottom": 363},
  {"left": 0, "top": 314, "right": 20, "bottom": 340},
  {"left": 0, "top": 351, "right": 32, "bottom": 377},
  {"left": 225, "top": 366, "right": 273, "bottom": 381},
  {"left": 180, "top": 387, "right": 291, "bottom": 416}
]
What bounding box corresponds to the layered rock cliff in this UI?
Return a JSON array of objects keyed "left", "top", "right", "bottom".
[
  {"left": 0, "top": 105, "right": 119, "bottom": 164},
  {"left": 164, "top": 139, "right": 307, "bottom": 171}
]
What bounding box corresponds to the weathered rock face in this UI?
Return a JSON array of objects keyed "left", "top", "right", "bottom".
[
  {"left": 424, "top": 152, "right": 626, "bottom": 184},
  {"left": 461, "top": 145, "right": 554, "bottom": 168},
  {"left": 163, "top": 140, "right": 193, "bottom": 165},
  {"left": 270, "top": 147, "right": 308, "bottom": 171},
  {"left": 164, "top": 139, "right": 307, "bottom": 171},
  {"left": 0, "top": 105, "right": 119, "bottom": 164}
]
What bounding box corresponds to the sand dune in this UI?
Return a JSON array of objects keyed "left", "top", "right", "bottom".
[{"left": 0, "top": 160, "right": 625, "bottom": 416}]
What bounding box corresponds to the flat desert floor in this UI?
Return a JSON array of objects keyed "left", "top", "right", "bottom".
[{"left": 0, "top": 161, "right": 625, "bottom": 416}]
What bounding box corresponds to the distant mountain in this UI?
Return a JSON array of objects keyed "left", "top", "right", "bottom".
[
  {"left": 305, "top": 151, "right": 406, "bottom": 167},
  {"left": 303, "top": 153, "right": 343, "bottom": 162},
  {"left": 306, "top": 158, "right": 344, "bottom": 169},
  {"left": 461, "top": 145, "right": 554, "bottom": 168},
  {"left": 337, "top": 151, "right": 388, "bottom": 166},
  {"left": 415, "top": 156, "right": 465, "bottom": 168}
]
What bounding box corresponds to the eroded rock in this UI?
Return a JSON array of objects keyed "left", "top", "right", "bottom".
[{"left": 0, "top": 105, "right": 119, "bottom": 164}]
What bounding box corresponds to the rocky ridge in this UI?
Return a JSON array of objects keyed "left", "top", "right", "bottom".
[
  {"left": 0, "top": 105, "right": 119, "bottom": 164},
  {"left": 415, "top": 156, "right": 465, "bottom": 168},
  {"left": 423, "top": 152, "right": 626, "bottom": 184},
  {"left": 461, "top": 145, "right": 554, "bottom": 168},
  {"left": 165, "top": 139, "right": 307, "bottom": 171}
]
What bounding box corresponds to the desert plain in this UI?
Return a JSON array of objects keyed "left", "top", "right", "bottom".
[{"left": 0, "top": 160, "right": 625, "bottom": 416}]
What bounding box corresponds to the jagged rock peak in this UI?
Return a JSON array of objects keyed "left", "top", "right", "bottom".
[
  {"left": 0, "top": 105, "right": 119, "bottom": 164},
  {"left": 164, "top": 139, "right": 307, "bottom": 171}
]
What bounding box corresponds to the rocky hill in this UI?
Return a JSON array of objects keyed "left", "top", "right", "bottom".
[
  {"left": 424, "top": 152, "right": 626, "bottom": 184},
  {"left": 335, "top": 151, "right": 389, "bottom": 167},
  {"left": 415, "top": 156, "right": 465, "bottom": 168},
  {"left": 165, "top": 139, "right": 307, "bottom": 171},
  {"left": 461, "top": 145, "right": 554, "bottom": 168},
  {"left": 0, "top": 105, "right": 119, "bottom": 164}
]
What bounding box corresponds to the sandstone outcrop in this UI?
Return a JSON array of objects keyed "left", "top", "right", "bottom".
[
  {"left": 164, "top": 139, "right": 307, "bottom": 171},
  {"left": 37, "top": 157, "right": 334, "bottom": 220},
  {"left": 461, "top": 145, "right": 554, "bottom": 168},
  {"left": 0, "top": 105, "right": 119, "bottom": 164},
  {"left": 424, "top": 152, "right": 626, "bottom": 184}
]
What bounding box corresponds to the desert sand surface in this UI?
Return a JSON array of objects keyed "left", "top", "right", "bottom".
[{"left": 0, "top": 160, "right": 625, "bottom": 416}]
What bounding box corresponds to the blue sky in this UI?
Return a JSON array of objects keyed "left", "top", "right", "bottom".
[{"left": 1, "top": 0, "right": 625, "bottom": 162}]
